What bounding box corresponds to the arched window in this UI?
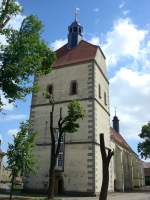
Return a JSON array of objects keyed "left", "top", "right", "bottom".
[
  {"left": 47, "top": 84, "right": 53, "bottom": 95},
  {"left": 70, "top": 80, "right": 78, "bottom": 95}
]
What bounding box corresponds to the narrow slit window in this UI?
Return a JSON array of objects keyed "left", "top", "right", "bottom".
[
  {"left": 47, "top": 84, "right": 53, "bottom": 95},
  {"left": 104, "top": 92, "right": 107, "bottom": 105},
  {"left": 70, "top": 81, "right": 78, "bottom": 95},
  {"left": 99, "top": 84, "right": 101, "bottom": 98}
]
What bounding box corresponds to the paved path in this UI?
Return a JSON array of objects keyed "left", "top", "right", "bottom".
[
  {"left": 61, "top": 192, "right": 150, "bottom": 200},
  {"left": 0, "top": 191, "right": 150, "bottom": 200}
]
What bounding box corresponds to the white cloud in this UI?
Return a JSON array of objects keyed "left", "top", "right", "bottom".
[
  {"left": 93, "top": 8, "right": 99, "bottom": 12},
  {"left": 123, "top": 10, "right": 130, "bottom": 16},
  {"left": 50, "top": 39, "right": 67, "bottom": 50},
  {"left": 89, "top": 36, "right": 100, "bottom": 46},
  {"left": 102, "top": 18, "right": 148, "bottom": 66},
  {"left": 110, "top": 68, "right": 150, "bottom": 141},
  {"left": 0, "top": 114, "right": 27, "bottom": 122},
  {"left": 88, "top": 18, "right": 150, "bottom": 68},
  {"left": 7, "top": 129, "right": 18, "bottom": 137},
  {"left": 7, "top": 14, "right": 25, "bottom": 30},
  {"left": 119, "top": 1, "right": 126, "bottom": 9}
]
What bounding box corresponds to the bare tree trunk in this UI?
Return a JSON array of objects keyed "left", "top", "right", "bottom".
[
  {"left": 48, "top": 144, "right": 56, "bottom": 199},
  {"left": 48, "top": 104, "right": 56, "bottom": 200},
  {"left": 9, "top": 174, "right": 15, "bottom": 200},
  {"left": 99, "top": 163, "right": 109, "bottom": 200},
  {"left": 47, "top": 105, "right": 64, "bottom": 199},
  {"left": 99, "top": 134, "right": 114, "bottom": 200}
]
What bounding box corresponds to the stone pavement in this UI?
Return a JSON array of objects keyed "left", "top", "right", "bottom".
[
  {"left": 0, "top": 191, "right": 150, "bottom": 200},
  {"left": 62, "top": 192, "right": 150, "bottom": 200},
  {"left": 61, "top": 192, "right": 150, "bottom": 200}
]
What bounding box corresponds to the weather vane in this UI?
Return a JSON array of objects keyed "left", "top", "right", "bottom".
[
  {"left": 75, "top": 8, "right": 80, "bottom": 21},
  {"left": 114, "top": 106, "right": 117, "bottom": 116}
]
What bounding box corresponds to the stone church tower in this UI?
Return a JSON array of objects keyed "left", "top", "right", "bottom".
[{"left": 25, "top": 18, "right": 114, "bottom": 195}]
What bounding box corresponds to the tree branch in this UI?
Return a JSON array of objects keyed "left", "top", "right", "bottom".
[{"left": 0, "top": 0, "right": 11, "bottom": 30}]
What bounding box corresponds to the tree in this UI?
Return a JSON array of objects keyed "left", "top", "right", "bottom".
[
  {"left": 45, "top": 94, "right": 85, "bottom": 200},
  {"left": 138, "top": 122, "right": 150, "bottom": 159},
  {"left": 99, "top": 134, "right": 114, "bottom": 200},
  {"left": 0, "top": 0, "right": 55, "bottom": 109},
  {"left": 7, "top": 121, "right": 36, "bottom": 200}
]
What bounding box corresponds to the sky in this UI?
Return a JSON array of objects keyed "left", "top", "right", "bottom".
[{"left": 0, "top": 0, "right": 150, "bottom": 162}]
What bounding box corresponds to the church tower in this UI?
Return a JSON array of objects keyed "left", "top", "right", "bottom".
[
  {"left": 113, "top": 114, "right": 120, "bottom": 133},
  {"left": 25, "top": 16, "right": 113, "bottom": 195},
  {"left": 68, "top": 19, "right": 83, "bottom": 48}
]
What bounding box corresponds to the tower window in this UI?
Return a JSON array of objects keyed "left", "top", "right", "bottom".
[
  {"left": 79, "top": 28, "right": 81, "bottom": 33},
  {"left": 47, "top": 84, "right": 53, "bottom": 95},
  {"left": 73, "top": 27, "right": 77, "bottom": 32},
  {"left": 70, "top": 81, "right": 78, "bottom": 95},
  {"left": 104, "top": 92, "right": 107, "bottom": 105},
  {"left": 98, "top": 84, "right": 101, "bottom": 98}
]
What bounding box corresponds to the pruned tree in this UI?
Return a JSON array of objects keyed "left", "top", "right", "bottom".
[
  {"left": 45, "top": 94, "right": 85, "bottom": 199},
  {"left": 0, "top": 0, "right": 55, "bottom": 110},
  {"left": 99, "top": 133, "right": 114, "bottom": 200},
  {"left": 7, "top": 121, "right": 36, "bottom": 200},
  {"left": 138, "top": 122, "right": 150, "bottom": 159}
]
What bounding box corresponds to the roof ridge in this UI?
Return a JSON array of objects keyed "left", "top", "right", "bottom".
[
  {"left": 80, "top": 39, "right": 99, "bottom": 48},
  {"left": 55, "top": 43, "right": 68, "bottom": 53},
  {"left": 111, "top": 127, "right": 139, "bottom": 157}
]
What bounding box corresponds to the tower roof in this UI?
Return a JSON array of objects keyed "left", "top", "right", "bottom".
[
  {"left": 53, "top": 40, "right": 99, "bottom": 68},
  {"left": 111, "top": 128, "right": 139, "bottom": 159}
]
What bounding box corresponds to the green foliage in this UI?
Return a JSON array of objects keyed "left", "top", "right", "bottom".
[
  {"left": 0, "top": 1, "right": 55, "bottom": 109},
  {"left": 0, "top": 0, "right": 21, "bottom": 31},
  {"left": 62, "top": 100, "right": 85, "bottom": 133},
  {"left": 138, "top": 122, "right": 150, "bottom": 159},
  {"left": 7, "top": 121, "right": 36, "bottom": 178}
]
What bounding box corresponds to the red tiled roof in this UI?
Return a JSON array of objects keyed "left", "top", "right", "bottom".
[
  {"left": 111, "top": 127, "right": 133, "bottom": 152},
  {"left": 53, "top": 40, "right": 98, "bottom": 68},
  {"left": 0, "top": 149, "right": 5, "bottom": 157},
  {"left": 143, "top": 162, "right": 150, "bottom": 169}
]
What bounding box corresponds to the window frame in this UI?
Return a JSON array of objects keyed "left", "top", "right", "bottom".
[
  {"left": 70, "top": 80, "right": 78, "bottom": 95},
  {"left": 47, "top": 84, "right": 53, "bottom": 95},
  {"left": 104, "top": 92, "right": 107, "bottom": 105},
  {"left": 98, "top": 84, "right": 101, "bottom": 99}
]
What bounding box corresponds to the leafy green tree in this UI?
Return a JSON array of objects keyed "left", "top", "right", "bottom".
[
  {"left": 138, "top": 122, "right": 150, "bottom": 159},
  {"left": 0, "top": 0, "right": 55, "bottom": 109},
  {"left": 46, "top": 94, "right": 85, "bottom": 199},
  {"left": 7, "top": 121, "right": 36, "bottom": 200}
]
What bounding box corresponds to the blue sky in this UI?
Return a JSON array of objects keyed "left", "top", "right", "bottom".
[{"left": 0, "top": 0, "right": 150, "bottom": 161}]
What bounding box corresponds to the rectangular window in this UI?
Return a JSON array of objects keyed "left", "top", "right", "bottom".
[
  {"left": 99, "top": 84, "right": 101, "bottom": 98},
  {"left": 104, "top": 92, "right": 107, "bottom": 105},
  {"left": 70, "top": 80, "right": 78, "bottom": 95},
  {"left": 47, "top": 84, "right": 53, "bottom": 95}
]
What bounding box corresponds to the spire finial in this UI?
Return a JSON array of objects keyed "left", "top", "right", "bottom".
[
  {"left": 75, "top": 8, "right": 80, "bottom": 21},
  {"left": 114, "top": 106, "right": 117, "bottom": 116}
]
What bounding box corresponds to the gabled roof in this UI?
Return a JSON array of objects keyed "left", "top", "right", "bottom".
[
  {"left": 53, "top": 40, "right": 98, "bottom": 68},
  {"left": 111, "top": 127, "right": 134, "bottom": 153}
]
